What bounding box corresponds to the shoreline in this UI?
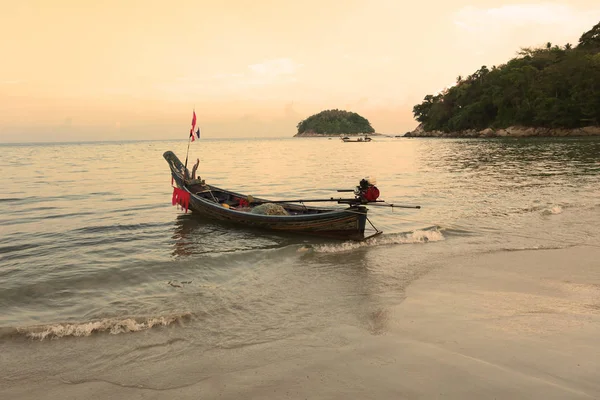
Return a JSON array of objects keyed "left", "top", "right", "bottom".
[{"left": 405, "top": 125, "right": 600, "bottom": 138}]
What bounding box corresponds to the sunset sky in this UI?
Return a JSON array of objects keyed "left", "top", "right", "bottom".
[{"left": 1, "top": 0, "right": 599, "bottom": 142}]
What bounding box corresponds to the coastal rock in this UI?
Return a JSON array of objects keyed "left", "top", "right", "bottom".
[
  {"left": 505, "top": 127, "right": 529, "bottom": 137},
  {"left": 406, "top": 124, "right": 425, "bottom": 137},
  {"left": 404, "top": 125, "right": 600, "bottom": 138},
  {"left": 481, "top": 128, "right": 495, "bottom": 138},
  {"left": 581, "top": 126, "right": 600, "bottom": 136}
]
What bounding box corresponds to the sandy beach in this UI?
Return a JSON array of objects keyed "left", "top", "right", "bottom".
[{"left": 3, "top": 245, "right": 599, "bottom": 399}]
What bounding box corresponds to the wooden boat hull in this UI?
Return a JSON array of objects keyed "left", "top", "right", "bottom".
[{"left": 164, "top": 151, "right": 371, "bottom": 241}]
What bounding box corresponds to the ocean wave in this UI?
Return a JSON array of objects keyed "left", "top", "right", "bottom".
[
  {"left": 0, "top": 243, "right": 39, "bottom": 254},
  {"left": 72, "top": 222, "right": 170, "bottom": 234},
  {"left": 0, "top": 211, "right": 96, "bottom": 227},
  {"left": 89, "top": 191, "right": 117, "bottom": 196},
  {"left": 0, "top": 193, "right": 91, "bottom": 205},
  {"left": 2, "top": 313, "right": 192, "bottom": 341},
  {"left": 0, "top": 197, "right": 21, "bottom": 203},
  {"left": 309, "top": 228, "right": 445, "bottom": 253},
  {"left": 494, "top": 243, "right": 577, "bottom": 253},
  {"left": 437, "top": 226, "right": 478, "bottom": 237}
]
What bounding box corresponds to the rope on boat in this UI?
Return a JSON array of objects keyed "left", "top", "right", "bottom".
[{"left": 207, "top": 188, "right": 219, "bottom": 203}]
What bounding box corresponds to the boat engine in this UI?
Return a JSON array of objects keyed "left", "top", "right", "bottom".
[{"left": 356, "top": 176, "right": 380, "bottom": 203}]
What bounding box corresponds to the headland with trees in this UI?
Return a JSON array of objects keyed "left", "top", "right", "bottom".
[{"left": 407, "top": 21, "right": 600, "bottom": 138}]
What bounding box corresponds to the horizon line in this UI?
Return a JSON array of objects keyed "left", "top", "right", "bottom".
[{"left": 0, "top": 136, "right": 326, "bottom": 146}]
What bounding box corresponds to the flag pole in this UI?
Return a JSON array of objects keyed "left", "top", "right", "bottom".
[
  {"left": 183, "top": 133, "right": 192, "bottom": 184},
  {"left": 183, "top": 108, "right": 196, "bottom": 184}
]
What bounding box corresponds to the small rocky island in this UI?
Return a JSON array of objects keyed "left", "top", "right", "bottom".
[
  {"left": 294, "top": 109, "right": 376, "bottom": 137},
  {"left": 406, "top": 21, "right": 600, "bottom": 138}
]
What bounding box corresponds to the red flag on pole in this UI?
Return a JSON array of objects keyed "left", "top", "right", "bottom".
[{"left": 189, "top": 111, "right": 197, "bottom": 142}]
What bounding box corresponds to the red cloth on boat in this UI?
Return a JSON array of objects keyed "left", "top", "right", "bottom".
[{"left": 172, "top": 187, "right": 191, "bottom": 213}]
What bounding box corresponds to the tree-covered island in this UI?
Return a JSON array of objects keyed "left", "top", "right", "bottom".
[
  {"left": 408, "top": 21, "right": 600, "bottom": 138},
  {"left": 294, "top": 109, "right": 376, "bottom": 137}
]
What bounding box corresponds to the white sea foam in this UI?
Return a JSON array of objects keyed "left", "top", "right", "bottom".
[
  {"left": 17, "top": 313, "right": 191, "bottom": 341},
  {"left": 309, "top": 228, "right": 445, "bottom": 253}
]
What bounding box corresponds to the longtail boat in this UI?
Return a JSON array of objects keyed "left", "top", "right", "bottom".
[
  {"left": 341, "top": 136, "right": 372, "bottom": 142},
  {"left": 164, "top": 151, "right": 418, "bottom": 241}
]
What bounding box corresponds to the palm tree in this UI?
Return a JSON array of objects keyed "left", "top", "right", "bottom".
[{"left": 578, "top": 21, "right": 600, "bottom": 49}]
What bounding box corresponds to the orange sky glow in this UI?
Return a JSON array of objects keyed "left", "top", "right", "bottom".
[{"left": 1, "top": 0, "right": 599, "bottom": 141}]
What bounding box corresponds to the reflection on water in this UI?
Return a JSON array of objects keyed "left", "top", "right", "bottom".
[
  {"left": 419, "top": 137, "right": 600, "bottom": 176},
  {"left": 170, "top": 213, "right": 305, "bottom": 258},
  {"left": 171, "top": 213, "right": 421, "bottom": 339}
]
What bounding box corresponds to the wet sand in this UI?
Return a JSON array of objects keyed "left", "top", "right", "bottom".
[{"left": 2, "top": 246, "right": 599, "bottom": 399}]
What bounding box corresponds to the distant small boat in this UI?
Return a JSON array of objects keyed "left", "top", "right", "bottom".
[{"left": 341, "top": 136, "right": 372, "bottom": 142}]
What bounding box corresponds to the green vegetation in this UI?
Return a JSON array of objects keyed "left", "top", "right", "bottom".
[
  {"left": 412, "top": 21, "right": 600, "bottom": 132},
  {"left": 296, "top": 109, "right": 375, "bottom": 135}
]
